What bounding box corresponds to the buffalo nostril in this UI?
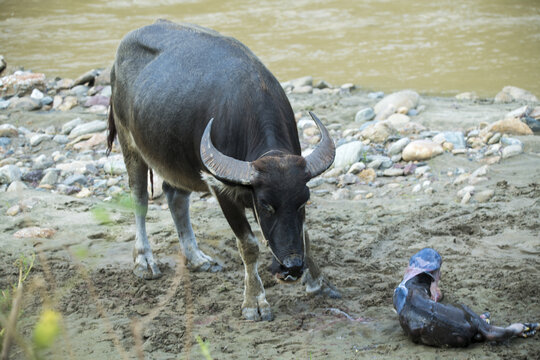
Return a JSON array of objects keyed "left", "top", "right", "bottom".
[{"left": 282, "top": 257, "right": 304, "bottom": 279}]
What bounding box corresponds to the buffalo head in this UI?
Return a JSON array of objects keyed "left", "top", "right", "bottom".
[{"left": 200, "top": 112, "right": 335, "bottom": 282}]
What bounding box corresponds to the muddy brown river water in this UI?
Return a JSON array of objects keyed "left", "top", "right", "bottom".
[{"left": 1, "top": 0, "right": 540, "bottom": 96}]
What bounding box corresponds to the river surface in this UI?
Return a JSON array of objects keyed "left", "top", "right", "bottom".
[{"left": 1, "top": 0, "right": 539, "bottom": 96}]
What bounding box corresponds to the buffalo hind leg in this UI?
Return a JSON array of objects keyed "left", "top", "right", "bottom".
[
  {"left": 302, "top": 231, "right": 341, "bottom": 298},
  {"left": 120, "top": 145, "right": 162, "bottom": 279},
  {"left": 163, "top": 182, "right": 221, "bottom": 272},
  {"left": 213, "top": 191, "right": 272, "bottom": 321}
]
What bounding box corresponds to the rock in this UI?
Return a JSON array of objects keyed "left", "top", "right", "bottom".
[
  {"left": 30, "top": 88, "right": 44, "bottom": 100},
  {"left": 433, "top": 131, "right": 466, "bottom": 149},
  {"left": 494, "top": 86, "right": 538, "bottom": 103},
  {"left": 332, "top": 188, "right": 350, "bottom": 200},
  {"left": 361, "top": 121, "right": 396, "bottom": 143},
  {"left": 401, "top": 140, "right": 443, "bottom": 161},
  {"left": 530, "top": 107, "right": 540, "bottom": 120},
  {"left": 387, "top": 137, "right": 410, "bottom": 156},
  {"left": 68, "top": 120, "right": 107, "bottom": 138},
  {"left": 355, "top": 108, "right": 375, "bottom": 123},
  {"left": 501, "top": 144, "right": 523, "bottom": 159},
  {"left": 103, "top": 159, "right": 127, "bottom": 175},
  {"left": 6, "top": 205, "right": 21, "bottom": 216},
  {"left": 39, "top": 170, "right": 59, "bottom": 186},
  {"left": 73, "top": 69, "right": 100, "bottom": 87},
  {"left": 75, "top": 187, "right": 92, "bottom": 198},
  {"left": 13, "top": 227, "right": 56, "bottom": 239},
  {"left": 358, "top": 168, "right": 376, "bottom": 182},
  {"left": 500, "top": 136, "right": 522, "bottom": 147},
  {"left": 470, "top": 165, "right": 489, "bottom": 179},
  {"left": 0, "top": 72, "right": 46, "bottom": 97},
  {"left": 7, "top": 97, "right": 42, "bottom": 111},
  {"left": 347, "top": 162, "right": 366, "bottom": 174},
  {"left": 307, "top": 178, "right": 324, "bottom": 188},
  {"left": 384, "top": 113, "right": 410, "bottom": 130},
  {"left": 374, "top": 90, "right": 420, "bottom": 120},
  {"left": 84, "top": 95, "right": 110, "bottom": 107},
  {"left": 55, "top": 78, "right": 75, "bottom": 90},
  {"left": 457, "top": 185, "right": 475, "bottom": 198},
  {"left": 58, "top": 96, "right": 78, "bottom": 111},
  {"left": 32, "top": 155, "right": 53, "bottom": 170},
  {"left": 0, "top": 124, "right": 18, "bottom": 137},
  {"left": 314, "top": 80, "right": 331, "bottom": 89},
  {"left": 524, "top": 116, "right": 540, "bottom": 133},
  {"left": 0, "top": 137, "right": 11, "bottom": 147},
  {"left": 52, "top": 95, "right": 63, "bottom": 109},
  {"left": 0, "top": 164, "right": 21, "bottom": 184},
  {"left": 292, "top": 85, "right": 312, "bottom": 94},
  {"left": 0, "top": 99, "right": 10, "bottom": 110},
  {"left": 30, "top": 134, "right": 53, "bottom": 146},
  {"left": 53, "top": 135, "right": 69, "bottom": 144},
  {"left": 7, "top": 181, "right": 27, "bottom": 192},
  {"left": 291, "top": 76, "right": 313, "bottom": 88},
  {"left": 383, "top": 168, "right": 404, "bottom": 177},
  {"left": 56, "top": 160, "right": 94, "bottom": 174},
  {"left": 453, "top": 173, "right": 470, "bottom": 185},
  {"left": 504, "top": 105, "right": 532, "bottom": 120},
  {"left": 487, "top": 132, "right": 501, "bottom": 145},
  {"left": 40, "top": 96, "right": 53, "bottom": 106},
  {"left": 68, "top": 85, "right": 88, "bottom": 97},
  {"left": 484, "top": 117, "right": 533, "bottom": 136},
  {"left": 368, "top": 158, "right": 383, "bottom": 169},
  {"left": 474, "top": 190, "right": 495, "bottom": 203},
  {"left": 63, "top": 174, "right": 87, "bottom": 186},
  {"left": 334, "top": 141, "right": 367, "bottom": 169},
  {"left": 95, "top": 67, "right": 111, "bottom": 86},
  {"left": 455, "top": 92, "right": 478, "bottom": 101},
  {"left": 73, "top": 132, "right": 107, "bottom": 151},
  {"left": 61, "top": 117, "right": 84, "bottom": 134},
  {"left": 412, "top": 184, "right": 422, "bottom": 193},
  {"left": 461, "top": 192, "right": 472, "bottom": 204},
  {"left": 337, "top": 173, "right": 358, "bottom": 187}
]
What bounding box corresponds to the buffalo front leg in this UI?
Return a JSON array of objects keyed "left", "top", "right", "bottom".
[
  {"left": 121, "top": 149, "right": 161, "bottom": 279},
  {"left": 214, "top": 192, "right": 272, "bottom": 321},
  {"left": 163, "top": 182, "right": 221, "bottom": 272},
  {"left": 302, "top": 230, "right": 341, "bottom": 298}
]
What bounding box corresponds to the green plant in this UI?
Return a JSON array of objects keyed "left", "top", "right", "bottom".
[{"left": 196, "top": 336, "right": 213, "bottom": 360}]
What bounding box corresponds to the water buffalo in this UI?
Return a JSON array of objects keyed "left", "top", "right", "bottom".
[
  {"left": 107, "top": 19, "right": 340, "bottom": 321},
  {"left": 393, "top": 248, "right": 538, "bottom": 347}
]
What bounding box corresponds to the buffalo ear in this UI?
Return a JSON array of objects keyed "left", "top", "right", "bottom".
[
  {"left": 200, "top": 118, "right": 258, "bottom": 185},
  {"left": 304, "top": 112, "right": 335, "bottom": 178}
]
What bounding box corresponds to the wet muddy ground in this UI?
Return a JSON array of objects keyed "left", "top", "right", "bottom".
[{"left": 1, "top": 92, "right": 539, "bottom": 359}]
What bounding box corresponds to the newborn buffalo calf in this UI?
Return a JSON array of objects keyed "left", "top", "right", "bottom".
[{"left": 393, "top": 248, "right": 538, "bottom": 347}]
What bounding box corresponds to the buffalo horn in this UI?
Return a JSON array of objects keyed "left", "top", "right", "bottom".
[
  {"left": 200, "top": 118, "right": 257, "bottom": 185},
  {"left": 304, "top": 112, "right": 335, "bottom": 178}
]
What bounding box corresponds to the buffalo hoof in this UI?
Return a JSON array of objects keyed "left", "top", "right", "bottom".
[
  {"left": 242, "top": 306, "right": 273, "bottom": 322},
  {"left": 133, "top": 262, "right": 162, "bottom": 280},
  {"left": 187, "top": 250, "right": 223, "bottom": 272}
]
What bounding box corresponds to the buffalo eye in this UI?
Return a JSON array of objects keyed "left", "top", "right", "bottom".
[{"left": 260, "top": 202, "right": 275, "bottom": 215}]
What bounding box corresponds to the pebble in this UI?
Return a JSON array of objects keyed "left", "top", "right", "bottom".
[
  {"left": 39, "top": 170, "right": 59, "bottom": 186},
  {"left": 358, "top": 168, "right": 376, "bottom": 182},
  {"left": 461, "top": 192, "right": 472, "bottom": 204},
  {"left": 494, "top": 86, "right": 538, "bottom": 103},
  {"left": 347, "top": 162, "right": 366, "bottom": 174},
  {"left": 53, "top": 134, "right": 69, "bottom": 144},
  {"left": 13, "top": 227, "right": 56, "bottom": 239},
  {"left": 103, "top": 159, "right": 127, "bottom": 175},
  {"left": 30, "top": 134, "right": 53, "bottom": 147},
  {"left": 365, "top": 192, "right": 373, "bottom": 199},
  {"left": 307, "top": 178, "right": 325, "bottom": 188},
  {"left": 6, "top": 204, "right": 21, "bottom": 216},
  {"left": 457, "top": 185, "right": 475, "bottom": 198},
  {"left": 63, "top": 174, "right": 88, "bottom": 186},
  {"left": 500, "top": 136, "right": 522, "bottom": 147},
  {"left": 30, "top": 88, "right": 44, "bottom": 100},
  {"left": 361, "top": 121, "right": 395, "bottom": 143},
  {"left": 62, "top": 117, "right": 84, "bottom": 134},
  {"left": 8, "top": 97, "right": 42, "bottom": 111},
  {"left": 374, "top": 90, "right": 420, "bottom": 121},
  {"left": 402, "top": 140, "right": 443, "bottom": 161},
  {"left": 0, "top": 164, "right": 21, "bottom": 184},
  {"left": 334, "top": 141, "right": 367, "bottom": 169},
  {"left": 68, "top": 120, "right": 107, "bottom": 138},
  {"left": 387, "top": 137, "right": 410, "bottom": 156},
  {"left": 474, "top": 189, "right": 495, "bottom": 203},
  {"left": 487, "top": 132, "right": 501, "bottom": 145},
  {"left": 58, "top": 96, "right": 78, "bottom": 111},
  {"left": 338, "top": 173, "right": 358, "bottom": 187},
  {"left": 33, "top": 154, "right": 53, "bottom": 170},
  {"left": 76, "top": 187, "right": 92, "bottom": 198},
  {"left": 433, "top": 131, "right": 466, "bottom": 149},
  {"left": 484, "top": 117, "right": 533, "bottom": 136},
  {"left": 501, "top": 144, "right": 523, "bottom": 159},
  {"left": 412, "top": 184, "right": 422, "bottom": 193},
  {"left": 355, "top": 108, "right": 375, "bottom": 123},
  {"left": 7, "top": 180, "right": 27, "bottom": 192},
  {"left": 0, "top": 124, "right": 18, "bottom": 137},
  {"left": 332, "top": 188, "right": 350, "bottom": 200},
  {"left": 383, "top": 168, "right": 404, "bottom": 177}
]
